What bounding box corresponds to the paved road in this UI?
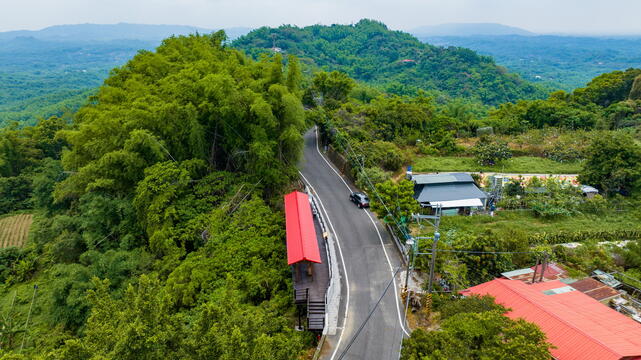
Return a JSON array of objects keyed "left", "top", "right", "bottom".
[{"left": 300, "top": 127, "right": 407, "bottom": 360}]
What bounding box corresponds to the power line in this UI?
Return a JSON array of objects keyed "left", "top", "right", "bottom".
[
  {"left": 329, "top": 126, "right": 411, "bottom": 241},
  {"left": 430, "top": 249, "right": 543, "bottom": 255},
  {"left": 337, "top": 266, "right": 402, "bottom": 360}
]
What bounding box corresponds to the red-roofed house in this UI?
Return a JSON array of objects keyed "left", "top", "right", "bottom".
[
  {"left": 284, "top": 191, "right": 321, "bottom": 266},
  {"left": 462, "top": 279, "right": 641, "bottom": 360},
  {"left": 284, "top": 191, "right": 329, "bottom": 331}
]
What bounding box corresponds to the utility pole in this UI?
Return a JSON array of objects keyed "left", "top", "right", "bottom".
[
  {"left": 539, "top": 252, "right": 549, "bottom": 283},
  {"left": 20, "top": 284, "right": 37, "bottom": 352},
  {"left": 404, "top": 237, "right": 419, "bottom": 292},
  {"left": 403, "top": 207, "right": 442, "bottom": 317},
  {"left": 531, "top": 257, "right": 541, "bottom": 283},
  {"left": 427, "top": 232, "right": 441, "bottom": 293}
]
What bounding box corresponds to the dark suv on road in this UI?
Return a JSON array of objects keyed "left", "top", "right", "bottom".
[{"left": 349, "top": 192, "right": 370, "bottom": 208}]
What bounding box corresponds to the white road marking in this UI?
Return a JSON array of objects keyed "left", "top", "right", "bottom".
[
  {"left": 299, "top": 171, "right": 350, "bottom": 360},
  {"left": 312, "top": 127, "right": 410, "bottom": 337},
  {"left": 362, "top": 209, "right": 411, "bottom": 337}
]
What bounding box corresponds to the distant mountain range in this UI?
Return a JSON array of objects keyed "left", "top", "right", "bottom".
[
  {"left": 410, "top": 23, "right": 535, "bottom": 37},
  {"left": 414, "top": 34, "right": 641, "bottom": 91},
  {"left": 0, "top": 23, "right": 252, "bottom": 127},
  {"left": 0, "top": 23, "right": 252, "bottom": 42}
]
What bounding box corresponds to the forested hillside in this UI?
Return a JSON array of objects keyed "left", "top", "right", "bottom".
[
  {"left": 0, "top": 37, "right": 157, "bottom": 127},
  {"left": 0, "top": 32, "right": 312, "bottom": 358},
  {"left": 422, "top": 35, "right": 641, "bottom": 91},
  {"left": 233, "top": 19, "right": 547, "bottom": 105},
  {"left": 0, "top": 24, "right": 252, "bottom": 128}
]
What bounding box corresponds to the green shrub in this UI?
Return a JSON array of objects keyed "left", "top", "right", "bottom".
[
  {"left": 579, "top": 195, "right": 609, "bottom": 214},
  {"left": 417, "top": 142, "right": 440, "bottom": 156},
  {"left": 355, "top": 167, "right": 392, "bottom": 190},
  {"left": 436, "top": 294, "right": 506, "bottom": 320},
  {"left": 530, "top": 229, "right": 641, "bottom": 244},
  {"left": 356, "top": 140, "right": 407, "bottom": 172},
  {"left": 544, "top": 143, "right": 585, "bottom": 162},
  {"left": 472, "top": 136, "right": 512, "bottom": 166}
]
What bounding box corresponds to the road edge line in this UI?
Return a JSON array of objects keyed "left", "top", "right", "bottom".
[
  {"left": 299, "top": 171, "right": 350, "bottom": 360},
  {"left": 314, "top": 126, "right": 410, "bottom": 338}
]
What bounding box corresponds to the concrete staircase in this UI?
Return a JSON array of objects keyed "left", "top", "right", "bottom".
[{"left": 307, "top": 300, "right": 325, "bottom": 331}]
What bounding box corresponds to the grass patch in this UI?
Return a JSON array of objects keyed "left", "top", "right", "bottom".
[
  {"left": 413, "top": 156, "right": 582, "bottom": 174},
  {"left": 438, "top": 209, "right": 641, "bottom": 241},
  {"left": 0, "top": 276, "right": 55, "bottom": 351}
]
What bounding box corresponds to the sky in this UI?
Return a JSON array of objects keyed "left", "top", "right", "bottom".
[{"left": 1, "top": 0, "right": 641, "bottom": 35}]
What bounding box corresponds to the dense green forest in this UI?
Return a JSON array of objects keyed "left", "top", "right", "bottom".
[
  {"left": 0, "top": 37, "right": 159, "bottom": 127},
  {"left": 2, "top": 22, "right": 641, "bottom": 358},
  {"left": 0, "top": 32, "right": 312, "bottom": 358},
  {"left": 233, "top": 19, "right": 547, "bottom": 105},
  {"left": 422, "top": 35, "right": 641, "bottom": 91}
]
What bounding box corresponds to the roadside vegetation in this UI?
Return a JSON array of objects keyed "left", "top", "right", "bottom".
[
  {"left": 401, "top": 295, "right": 552, "bottom": 360},
  {"left": 2, "top": 23, "right": 641, "bottom": 359},
  {"left": 413, "top": 155, "right": 582, "bottom": 174},
  {"left": 309, "top": 59, "right": 641, "bottom": 343}
]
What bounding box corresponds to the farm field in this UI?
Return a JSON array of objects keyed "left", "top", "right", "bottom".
[
  {"left": 413, "top": 156, "right": 583, "bottom": 174},
  {"left": 0, "top": 214, "right": 33, "bottom": 248}
]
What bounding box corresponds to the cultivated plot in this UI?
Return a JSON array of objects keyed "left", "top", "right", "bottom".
[{"left": 0, "top": 214, "right": 33, "bottom": 248}]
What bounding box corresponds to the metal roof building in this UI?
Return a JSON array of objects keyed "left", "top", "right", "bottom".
[
  {"left": 463, "top": 278, "right": 641, "bottom": 360},
  {"left": 284, "top": 191, "right": 321, "bottom": 265},
  {"left": 284, "top": 191, "right": 328, "bottom": 331},
  {"left": 411, "top": 173, "right": 487, "bottom": 208}
]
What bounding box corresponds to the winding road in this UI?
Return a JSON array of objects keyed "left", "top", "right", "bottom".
[{"left": 299, "top": 127, "right": 408, "bottom": 360}]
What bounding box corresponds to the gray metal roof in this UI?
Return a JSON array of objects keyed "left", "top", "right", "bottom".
[
  {"left": 581, "top": 185, "right": 599, "bottom": 194},
  {"left": 411, "top": 172, "right": 474, "bottom": 185},
  {"left": 414, "top": 182, "right": 487, "bottom": 203},
  {"left": 502, "top": 268, "right": 534, "bottom": 278}
]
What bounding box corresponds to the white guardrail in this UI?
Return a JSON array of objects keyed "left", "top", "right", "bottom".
[{"left": 307, "top": 189, "right": 341, "bottom": 336}]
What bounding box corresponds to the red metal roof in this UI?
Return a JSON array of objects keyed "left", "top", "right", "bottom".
[
  {"left": 463, "top": 279, "right": 641, "bottom": 360},
  {"left": 284, "top": 191, "right": 321, "bottom": 265}
]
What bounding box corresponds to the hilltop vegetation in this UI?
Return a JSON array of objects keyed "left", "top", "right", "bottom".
[
  {"left": 0, "top": 32, "right": 311, "bottom": 358},
  {"left": 233, "top": 19, "right": 547, "bottom": 105}
]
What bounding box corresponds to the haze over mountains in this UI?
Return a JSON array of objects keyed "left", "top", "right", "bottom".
[
  {"left": 0, "top": 23, "right": 251, "bottom": 42},
  {"left": 2, "top": 21, "right": 641, "bottom": 127},
  {"left": 0, "top": 23, "right": 252, "bottom": 126},
  {"left": 410, "top": 23, "right": 535, "bottom": 37}
]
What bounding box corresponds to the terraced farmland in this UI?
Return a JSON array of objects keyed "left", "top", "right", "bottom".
[{"left": 0, "top": 214, "right": 32, "bottom": 248}]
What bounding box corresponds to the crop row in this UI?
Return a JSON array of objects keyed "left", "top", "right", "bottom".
[{"left": 0, "top": 214, "right": 33, "bottom": 249}]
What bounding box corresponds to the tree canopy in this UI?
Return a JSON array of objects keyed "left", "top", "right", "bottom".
[
  {"left": 579, "top": 132, "right": 641, "bottom": 196},
  {"left": 233, "top": 19, "right": 547, "bottom": 105},
  {"left": 0, "top": 32, "right": 311, "bottom": 359}
]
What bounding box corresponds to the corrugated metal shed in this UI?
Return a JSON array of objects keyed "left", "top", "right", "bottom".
[
  {"left": 414, "top": 183, "right": 487, "bottom": 204},
  {"left": 411, "top": 172, "right": 474, "bottom": 185},
  {"left": 284, "top": 191, "right": 321, "bottom": 265},
  {"left": 570, "top": 277, "right": 620, "bottom": 303},
  {"left": 463, "top": 279, "right": 641, "bottom": 360}
]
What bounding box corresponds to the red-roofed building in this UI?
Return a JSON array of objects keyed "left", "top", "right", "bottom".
[
  {"left": 284, "top": 191, "right": 321, "bottom": 265},
  {"left": 462, "top": 279, "right": 641, "bottom": 360},
  {"left": 284, "top": 191, "right": 329, "bottom": 331}
]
